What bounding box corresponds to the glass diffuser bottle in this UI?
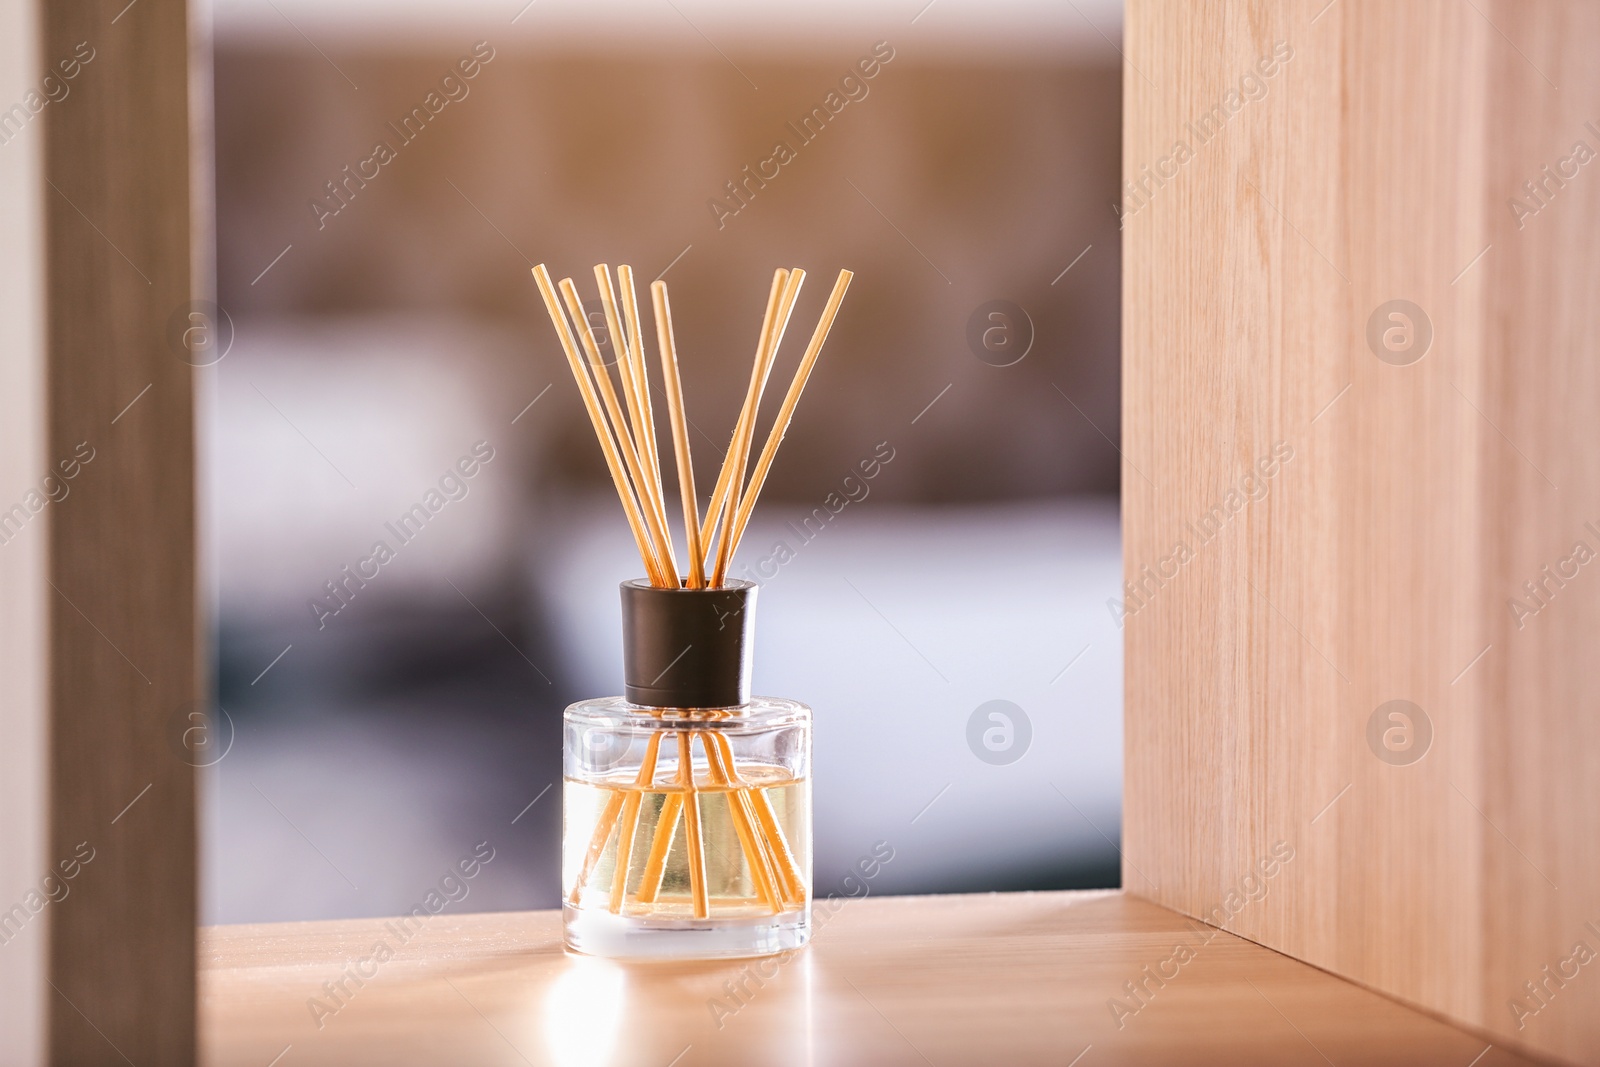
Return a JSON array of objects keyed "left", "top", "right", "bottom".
[
  {"left": 530, "top": 259, "right": 851, "bottom": 959},
  {"left": 563, "top": 579, "right": 812, "bottom": 959}
]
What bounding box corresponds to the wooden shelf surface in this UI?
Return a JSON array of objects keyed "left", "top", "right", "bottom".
[{"left": 201, "top": 891, "right": 1547, "bottom": 1066}]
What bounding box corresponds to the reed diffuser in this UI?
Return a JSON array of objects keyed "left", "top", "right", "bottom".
[{"left": 531, "top": 262, "right": 851, "bottom": 959}]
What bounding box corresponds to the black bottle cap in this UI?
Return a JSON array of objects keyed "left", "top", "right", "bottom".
[{"left": 620, "top": 579, "right": 757, "bottom": 709}]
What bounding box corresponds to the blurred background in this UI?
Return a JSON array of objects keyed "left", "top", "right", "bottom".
[{"left": 201, "top": 0, "right": 1124, "bottom": 924}]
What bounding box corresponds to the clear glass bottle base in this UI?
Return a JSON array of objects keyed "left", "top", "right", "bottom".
[
  {"left": 563, "top": 902, "right": 811, "bottom": 960},
  {"left": 563, "top": 696, "right": 812, "bottom": 960}
]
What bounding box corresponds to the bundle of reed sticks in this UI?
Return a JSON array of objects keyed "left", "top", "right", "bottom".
[{"left": 530, "top": 262, "right": 851, "bottom": 917}]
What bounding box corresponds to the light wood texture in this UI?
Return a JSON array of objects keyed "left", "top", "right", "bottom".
[
  {"left": 1122, "top": 3, "right": 1600, "bottom": 1065},
  {"left": 199, "top": 891, "right": 1545, "bottom": 1066}
]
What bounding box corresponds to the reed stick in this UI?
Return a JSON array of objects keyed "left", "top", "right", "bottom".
[
  {"left": 568, "top": 790, "right": 624, "bottom": 907},
  {"left": 593, "top": 265, "right": 650, "bottom": 469},
  {"left": 618, "top": 265, "right": 667, "bottom": 537},
  {"left": 634, "top": 792, "right": 683, "bottom": 905},
  {"left": 709, "top": 730, "right": 806, "bottom": 905},
  {"left": 696, "top": 270, "right": 787, "bottom": 557},
  {"left": 597, "top": 265, "right": 675, "bottom": 573},
  {"left": 702, "top": 731, "right": 782, "bottom": 913},
  {"left": 748, "top": 788, "right": 806, "bottom": 906},
  {"left": 699, "top": 269, "right": 804, "bottom": 580},
  {"left": 678, "top": 731, "right": 710, "bottom": 919},
  {"left": 570, "top": 733, "right": 663, "bottom": 908},
  {"left": 608, "top": 732, "right": 663, "bottom": 913},
  {"left": 726, "top": 269, "right": 853, "bottom": 560},
  {"left": 710, "top": 269, "right": 805, "bottom": 585},
  {"left": 531, "top": 265, "right": 667, "bottom": 587},
  {"left": 651, "top": 280, "right": 706, "bottom": 589},
  {"left": 563, "top": 276, "right": 674, "bottom": 576},
  {"left": 560, "top": 279, "right": 679, "bottom": 582}
]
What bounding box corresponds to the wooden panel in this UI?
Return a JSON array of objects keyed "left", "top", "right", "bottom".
[
  {"left": 0, "top": 0, "right": 50, "bottom": 1058},
  {"left": 0, "top": 0, "right": 197, "bottom": 1062},
  {"left": 199, "top": 891, "right": 1543, "bottom": 1066},
  {"left": 1122, "top": 3, "right": 1600, "bottom": 1064}
]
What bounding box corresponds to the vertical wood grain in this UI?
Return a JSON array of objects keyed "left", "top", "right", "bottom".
[
  {"left": 0, "top": 0, "right": 199, "bottom": 1062},
  {"left": 1123, "top": 2, "right": 1599, "bottom": 1064},
  {"left": 1476, "top": 6, "right": 1600, "bottom": 1060},
  {"left": 0, "top": 0, "right": 50, "bottom": 1059}
]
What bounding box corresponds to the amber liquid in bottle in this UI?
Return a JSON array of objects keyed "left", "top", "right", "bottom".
[{"left": 562, "top": 698, "right": 812, "bottom": 959}]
